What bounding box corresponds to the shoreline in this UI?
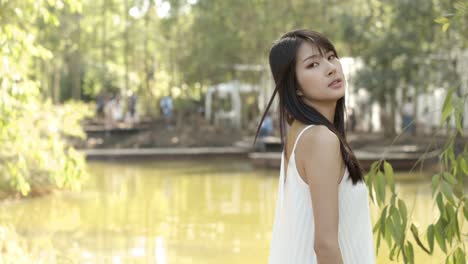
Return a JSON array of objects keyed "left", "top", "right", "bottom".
[{"left": 80, "top": 146, "right": 250, "bottom": 160}]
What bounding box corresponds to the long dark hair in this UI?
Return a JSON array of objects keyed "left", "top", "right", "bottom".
[{"left": 255, "top": 29, "right": 364, "bottom": 185}]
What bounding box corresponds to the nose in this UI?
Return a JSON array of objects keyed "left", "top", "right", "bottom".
[{"left": 326, "top": 61, "right": 337, "bottom": 76}]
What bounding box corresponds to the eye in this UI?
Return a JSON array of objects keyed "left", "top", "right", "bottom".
[
  {"left": 328, "top": 54, "right": 336, "bottom": 60},
  {"left": 307, "top": 62, "right": 319, "bottom": 68}
]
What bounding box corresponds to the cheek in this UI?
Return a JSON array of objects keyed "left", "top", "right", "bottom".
[{"left": 297, "top": 70, "right": 321, "bottom": 94}]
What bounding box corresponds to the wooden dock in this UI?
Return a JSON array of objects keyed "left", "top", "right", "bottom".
[
  {"left": 81, "top": 147, "right": 250, "bottom": 160},
  {"left": 249, "top": 149, "right": 441, "bottom": 171},
  {"left": 78, "top": 139, "right": 442, "bottom": 172}
]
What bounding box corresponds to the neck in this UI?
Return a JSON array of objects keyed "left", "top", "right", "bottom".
[{"left": 302, "top": 98, "right": 337, "bottom": 123}]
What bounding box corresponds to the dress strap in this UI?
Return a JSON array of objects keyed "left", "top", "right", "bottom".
[
  {"left": 278, "top": 151, "right": 285, "bottom": 209},
  {"left": 291, "top": 125, "right": 316, "bottom": 156}
]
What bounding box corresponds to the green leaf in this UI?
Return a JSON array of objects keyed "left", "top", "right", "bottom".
[
  {"left": 440, "top": 100, "right": 453, "bottom": 123},
  {"left": 442, "top": 172, "right": 457, "bottom": 185},
  {"left": 398, "top": 199, "right": 407, "bottom": 223},
  {"left": 375, "top": 171, "right": 386, "bottom": 206},
  {"left": 454, "top": 247, "right": 466, "bottom": 264},
  {"left": 410, "top": 224, "right": 430, "bottom": 254},
  {"left": 384, "top": 161, "right": 395, "bottom": 192},
  {"left": 431, "top": 173, "right": 440, "bottom": 196},
  {"left": 405, "top": 241, "right": 414, "bottom": 264},
  {"left": 374, "top": 209, "right": 387, "bottom": 234},
  {"left": 427, "top": 224, "right": 434, "bottom": 254},
  {"left": 373, "top": 220, "right": 381, "bottom": 233},
  {"left": 454, "top": 1, "right": 468, "bottom": 12},
  {"left": 389, "top": 242, "right": 399, "bottom": 260},
  {"left": 434, "top": 16, "right": 449, "bottom": 24},
  {"left": 369, "top": 161, "right": 380, "bottom": 175},
  {"left": 453, "top": 209, "right": 461, "bottom": 241},
  {"left": 455, "top": 110, "right": 463, "bottom": 134},
  {"left": 440, "top": 88, "right": 455, "bottom": 124},
  {"left": 367, "top": 170, "right": 375, "bottom": 203},
  {"left": 434, "top": 223, "right": 447, "bottom": 253},
  {"left": 436, "top": 193, "right": 446, "bottom": 220},
  {"left": 442, "top": 23, "right": 450, "bottom": 32},
  {"left": 388, "top": 215, "right": 396, "bottom": 235},
  {"left": 385, "top": 218, "right": 393, "bottom": 248},
  {"left": 376, "top": 230, "right": 381, "bottom": 256},
  {"left": 448, "top": 149, "right": 456, "bottom": 164},
  {"left": 460, "top": 157, "right": 468, "bottom": 175},
  {"left": 464, "top": 197, "right": 468, "bottom": 221},
  {"left": 380, "top": 206, "right": 387, "bottom": 235},
  {"left": 390, "top": 193, "right": 397, "bottom": 207},
  {"left": 440, "top": 181, "right": 455, "bottom": 204},
  {"left": 445, "top": 205, "right": 461, "bottom": 242},
  {"left": 390, "top": 206, "right": 402, "bottom": 229},
  {"left": 388, "top": 211, "right": 402, "bottom": 244}
]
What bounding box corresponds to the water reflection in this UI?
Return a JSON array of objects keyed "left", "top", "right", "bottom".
[{"left": 0, "top": 158, "right": 455, "bottom": 263}]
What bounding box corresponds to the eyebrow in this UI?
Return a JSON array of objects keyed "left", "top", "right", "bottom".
[
  {"left": 302, "top": 54, "right": 321, "bottom": 63},
  {"left": 302, "top": 50, "right": 334, "bottom": 63}
]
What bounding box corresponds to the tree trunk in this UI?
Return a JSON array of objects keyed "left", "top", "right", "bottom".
[
  {"left": 53, "top": 63, "right": 61, "bottom": 103},
  {"left": 389, "top": 92, "right": 397, "bottom": 137},
  {"left": 413, "top": 89, "right": 419, "bottom": 136},
  {"left": 143, "top": 11, "right": 152, "bottom": 97},
  {"left": 124, "top": 0, "right": 129, "bottom": 93},
  {"left": 70, "top": 13, "right": 81, "bottom": 100},
  {"left": 101, "top": 0, "right": 107, "bottom": 88},
  {"left": 383, "top": 93, "right": 397, "bottom": 138}
]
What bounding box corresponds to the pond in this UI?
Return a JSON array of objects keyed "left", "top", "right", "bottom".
[{"left": 0, "top": 158, "right": 449, "bottom": 263}]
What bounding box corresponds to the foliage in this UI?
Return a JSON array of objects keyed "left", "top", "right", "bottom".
[
  {"left": 364, "top": 3, "right": 467, "bottom": 260},
  {"left": 365, "top": 88, "right": 467, "bottom": 263},
  {"left": 34, "top": 0, "right": 357, "bottom": 103},
  {"left": 0, "top": 0, "right": 91, "bottom": 197},
  {"left": 28, "top": 0, "right": 461, "bottom": 126},
  {"left": 434, "top": 1, "right": 468, "bottom": 35}
]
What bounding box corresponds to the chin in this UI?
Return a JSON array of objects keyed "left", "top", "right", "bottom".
[
  {"left": 337, "top": 90, "right": 346, "bottom": 99},
  {"left": 328, "top": 90, "right": 345, "bottom": 101},
  {"left": 330, "top": 96, "right": 344, "bottom": 103}
]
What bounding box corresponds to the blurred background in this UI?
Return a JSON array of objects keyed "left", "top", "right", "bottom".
[{"left": 0, "top": 0, "right": 467, "bottom": 263}]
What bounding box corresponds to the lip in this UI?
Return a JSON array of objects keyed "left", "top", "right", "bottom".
[{"left": 328, "top": 78, "right": 343, "bottom": 88}]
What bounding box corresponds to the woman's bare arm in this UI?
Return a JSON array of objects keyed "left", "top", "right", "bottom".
[{"left": 296, "top": 125, "right": 344, "bottom": 264}]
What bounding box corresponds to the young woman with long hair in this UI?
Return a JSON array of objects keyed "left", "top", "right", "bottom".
[{"left": 255, "top": 29, "right": 375, "bottom": 264}]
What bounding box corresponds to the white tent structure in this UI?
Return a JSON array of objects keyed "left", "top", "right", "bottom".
[{"left": 205, "top": 80, "right": 259, "bottom": 128}]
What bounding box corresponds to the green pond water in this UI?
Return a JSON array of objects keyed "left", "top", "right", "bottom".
[{"left": 0, "top": 158, "right": 454, "bottom": 263}]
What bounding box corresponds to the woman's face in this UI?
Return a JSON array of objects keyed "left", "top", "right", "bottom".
[{"left": 294, "top": 42, "right": 345, "bottom": 104}]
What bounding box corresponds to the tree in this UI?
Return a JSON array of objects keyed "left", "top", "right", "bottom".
[
  {"left": 364, "top": 2, "right": 467, "bottom": 262},
  {"left": 0, "top": 0, "right": 90, "bottom": 197},
  {"left": 350, "top": 0, "right": 439, "bottom": 136}
]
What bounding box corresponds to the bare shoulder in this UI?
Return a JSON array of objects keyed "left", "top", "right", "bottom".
[
  {"left": 297, "top": 125, "right": 340, "bottom": 151},
  {"left": 295, "top": 125, "right": 342, "bottom": 184}
]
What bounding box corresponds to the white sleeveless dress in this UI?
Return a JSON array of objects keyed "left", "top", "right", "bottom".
[{"left": 268, "top": 125, "right": 376, "bottom": 264}]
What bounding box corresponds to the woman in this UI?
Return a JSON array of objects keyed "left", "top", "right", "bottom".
[{"left": 255, "top": 29, "right": 375, "bottom": 264}]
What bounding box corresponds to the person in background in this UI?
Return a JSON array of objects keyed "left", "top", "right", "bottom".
[
  {"left": 128, "top": 92, "right": 137, "bottom": 124},
  {"left": 347, "top": 107, "right": 357, "bottom": 132},
  {"left": 96, "top": 93, "right": 105, "bottom": 119},
  {"left": 421, "top": 106, "right": 432, "bottom": 135},
  {"left": 104, "top": 93, "right": 114, "bottom": 131},
  {"left": 401, "top": 96, "right": 414, "bottom": 134},
  {"left": 160, "top": 95, "right": 173, "bottom": 129},
  {"left": 259, "top": 112, "right": 274, "bottom": 138},
  {"left": 112, "top": 94, "right": 123, "bottom": 123}
]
